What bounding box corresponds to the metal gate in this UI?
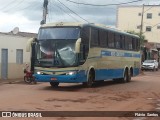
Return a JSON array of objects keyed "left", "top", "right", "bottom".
[{"left": 1, "top": 49, "right": 8, "bottom": 80}]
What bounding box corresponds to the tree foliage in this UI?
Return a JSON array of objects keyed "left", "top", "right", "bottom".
[{"left": 127, "top": 31, "right": 145, "bottom": 45}]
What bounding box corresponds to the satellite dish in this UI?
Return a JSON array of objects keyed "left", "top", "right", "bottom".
[{"left": 12, "top": 27, "right": 19, "bottom": 34}]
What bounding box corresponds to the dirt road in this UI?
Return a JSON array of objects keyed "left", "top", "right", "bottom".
[{"left": 0, "top": 71, "right": 160, "bottom": 120}]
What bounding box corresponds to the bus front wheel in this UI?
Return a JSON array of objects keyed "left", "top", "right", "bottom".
[
  {"left": 83, "top": 70, "right": 94, "bottom": 87},
  {"left": 50, "top": 82, "right": 59, "bottom": 87}
]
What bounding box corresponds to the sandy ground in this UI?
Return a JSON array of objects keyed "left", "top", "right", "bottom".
[{"left": 0, "top": 70, "right": 160, "bottom": 120}]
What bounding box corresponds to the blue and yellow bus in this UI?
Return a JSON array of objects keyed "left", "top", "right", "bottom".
[{"left": 27, "top": 22, "right": 141, "bottom": 87}]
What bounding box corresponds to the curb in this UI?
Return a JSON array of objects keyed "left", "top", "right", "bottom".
[{"left": 0, "top": 79, "right": 23, "bottom": 85}]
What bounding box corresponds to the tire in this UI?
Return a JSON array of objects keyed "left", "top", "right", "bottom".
[
  {"left": 96, "top": 80, "right": 104, "bottom": 83},
  {"left": 83, "top": 70, "right": 94, "bottom": 87},
  {"left": 24, "top": 76, "right": 32, "bottom": 84},
  {"left": 127, "top": 70, "right": 131, "bottom": 82},
  {"left": 152, "top": 67, "right": 155, "bottom": 72},
  {"left": 120, "top": 70, "right": 128, "bottom": 83},
  {"left": 113, "top": 78, "right": 122, "bottom": 83},
  {"left": 50, "top": 82, "right": 59, "bottom": 87}
]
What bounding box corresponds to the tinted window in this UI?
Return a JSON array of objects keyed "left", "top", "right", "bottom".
[
  {"left": 121, "top": 35, "right": 125, "bottom": 49},
  {"left": 115, "top": 34, "right": 121, "bottom": 49},
  {"left": 132, "top": 38, "right": 137, "bottom": 50},
  {"left": 91, "top": 28, "right": 99, "bottom": 46},
  {"left": 108, "top": 32, "right": 115, "bottom": 48},
  {"left": 125, "top": 36, "right": 132, "bottom": 50},
  {"left": 99, "top": 30, "right": 108, "bottom": 47},
  {"left": 81, "top": 26, "right": 89, "bottom": 45}
]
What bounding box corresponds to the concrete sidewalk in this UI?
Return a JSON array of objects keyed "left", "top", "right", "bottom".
[{"left": 0, "top": 79, "right": 23, "bottom": 85}]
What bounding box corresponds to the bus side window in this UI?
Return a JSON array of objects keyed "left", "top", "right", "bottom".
[
  {"left": 91, "top": 28, "right": 99, "bottom": 47},
  {"left": 115, "top": 34, "right": 121, "bottom": 49},
  {"left": 99, "top": 30, "right": 108, "bottom": 47},
  {"left": 81, "top": 27, "right": 89, "bottom": 45},
  {"left": 121, "top": 35, "right": 125, "bottom": 49},
  {"left": 132, "top": 38, "right": 137, "bottom": 50},
  {"left": 137, "top": 38, "right": 140, "bottom": 50},
  {"left": 81, "top": 27, "right": 89, "bottom": 63},
  {"left": 125, "top": 36, "right": 132, "bottom": 50},
  {"left": 108, "top": 32, "right": 115, "bottom": 48}
]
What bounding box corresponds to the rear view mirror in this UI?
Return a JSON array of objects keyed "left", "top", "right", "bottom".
[
  {"left": 26, "top": 38, "right": 37, "bottom": 52},
  {"left": 75, "top": 38, "right": 81, "bottom": 53}
]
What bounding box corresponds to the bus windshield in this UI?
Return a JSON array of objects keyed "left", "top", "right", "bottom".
[
  {"left": 35, "top": 27, "right": 80, "bottom": 67},
  {"left": 38, "top": 27, "right": 80, "bottom": 40}
]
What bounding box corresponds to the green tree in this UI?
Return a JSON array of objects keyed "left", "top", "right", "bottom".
[{"left": 127, "top": 31, "right": 145, "bottom": 46}]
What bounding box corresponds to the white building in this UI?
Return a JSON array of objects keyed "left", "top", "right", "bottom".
[
  {"left": 117, "top": 5, "right": 160, "bottom": 61},
  {"left": 0, "top": 29, "right": 37, "bottom": 81}
]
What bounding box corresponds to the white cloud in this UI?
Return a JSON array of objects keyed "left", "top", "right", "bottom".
[{"left": 0, "top": 12, "right": 39, "bottom": 33}]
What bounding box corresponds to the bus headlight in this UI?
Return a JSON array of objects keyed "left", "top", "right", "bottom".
[
  {"left": 37, "top": 71, "right": 41, "bottom": 74},
  {"left": 66, "top": 71, "right": 77, "bottom": 75}
]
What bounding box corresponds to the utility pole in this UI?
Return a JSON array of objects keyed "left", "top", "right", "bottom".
[
  {"left": 140, "top": 4, "right": 144, "bottom": 45},
  {"left": 140, "top": 4, "right": 146, "bottom": 61},
  {"left": 40, "top": 0, "right": 48, "bottom": 25}
]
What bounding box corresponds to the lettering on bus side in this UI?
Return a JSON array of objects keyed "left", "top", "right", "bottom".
[
  {"left": 101, "top": 50, "right": 125, "bottom": 57},
  {"left": 101, "top": 50, "right": 140, "bottom": 58}
]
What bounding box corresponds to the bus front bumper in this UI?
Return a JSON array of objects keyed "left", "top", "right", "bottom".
[{"left": 34, "top": 74, "right": 86, "bottom": 83}]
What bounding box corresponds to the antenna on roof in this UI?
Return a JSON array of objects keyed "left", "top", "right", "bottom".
[{"left": 12, "top": 27, "right": 19, "bottom": 34}]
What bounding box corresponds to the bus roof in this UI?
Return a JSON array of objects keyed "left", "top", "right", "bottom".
[
  {"left": 41, "top": 22, "right": 84, "bottom": 28},
  {"left": 40, "top": 22, "right": 139, "bottom": 38}
]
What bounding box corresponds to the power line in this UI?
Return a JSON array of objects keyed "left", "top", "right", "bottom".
[
  {"left": 57, "top": 0, "right": 89, "bottom": 23},
  {"left": 65, "top": 0, "right": 143, "bottom": 7},
  {"left": 16, "top": 3, "right": 41, "bottom": 12},
  {"left": 55, "top": 5, "right": 79, "bottom": 22},
  {"left": 0, "top": 0, "right": 17, "bottom": 10},
  {"left": 49, "top": 0, "right": 69, "bottom": 22},
  {"left": 144, "top": 5, "right": 154, "bottom": 13},
  {"left": 143, "top": 22, "right": 160, "bottom": 34},
  {"left": 3, "top": 0, "right": 26, "bottom": 12}
]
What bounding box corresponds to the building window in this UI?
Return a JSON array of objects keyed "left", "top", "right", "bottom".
[
  {"left": 137, "top": 25, "right": 141, "bottom": 29},
  {"left": 146, "top": 26, "right": 152, "bottom": 32},
  {"left": 157, "top": 26, "right": 160, "bottom": 29},
  {"left": 147, "top": 13, "right": 152, "bottom": 19},
  {"left": 138, "top": 13, "right": 141, "bottom": 16},
  {"left": 159, "top": 13, "right": 160, "bottom": 16},
  {"left": 16, "top": 49, "right": 23, "bottom": 64}
]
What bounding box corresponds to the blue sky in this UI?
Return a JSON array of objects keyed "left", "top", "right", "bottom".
[{"left": 0, "top": 0, "right": 160, "bottom": 33}]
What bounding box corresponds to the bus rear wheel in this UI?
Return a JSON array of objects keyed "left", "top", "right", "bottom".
[
  {"left": 50, "top": 82, "right": 59, "bottom": 87},
  {"left": 127, "top": 70, "right": 131, "bottom": 82},
  {"left": 121, "top": 70, "right": 128, "bottom": 83},
  {"left": 121, "top": 69, "right": 131, "bottom": 83}
]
